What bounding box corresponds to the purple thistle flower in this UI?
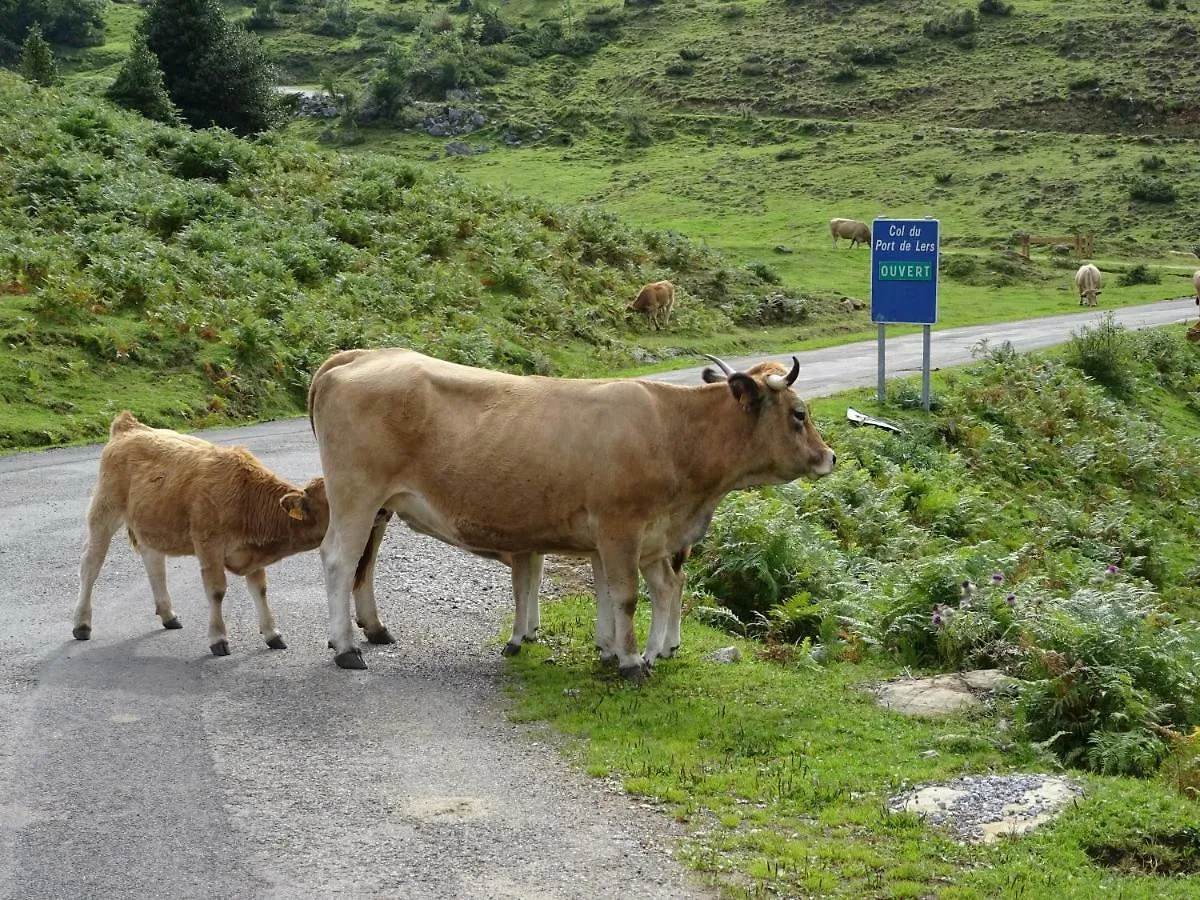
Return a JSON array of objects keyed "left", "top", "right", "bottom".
[
  {"left": 1005, "top": 593, "right": 1016, "bottom": 607},
  {"left": 1105, "top": 564, "right": 1119, "bottom": 576},
  {"left": 992, "top": 572, "right": 1004, "bottom": 583},
  {"left": 932, "top": 613, "right": 943, "bottom": 627}
]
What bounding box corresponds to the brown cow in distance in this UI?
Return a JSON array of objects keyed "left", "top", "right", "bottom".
[
  {"left": 74, "top": 411, "right": 330, "bottom": 657},
  {"left": 630, "top": 280, "right": 676, "bottom": 328},
  {"left": 829, "top": 218, "right": 871, "bottom": 248},
  {"left": 308, "top": 348, "right": 836, "bottom": 679}
]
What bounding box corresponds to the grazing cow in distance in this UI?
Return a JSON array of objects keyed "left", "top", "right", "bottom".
[
  {"left": 829, "top": 218, "right": 871, "bottom": 248},
  {"left": 630, "top": 280, "right": 676, "bottom": 328},
  {"left": 74, "top": 411, "right": 330, "bottom": 657},
  {"left": 307, "top": 348, "right": 836, "bottom": 679},
  {"left": 1192, "top": 269, "right": 1200, "bottom": 307},
  {"left": 1075, "top": 263, "right": 1102, "bottom": 306}
]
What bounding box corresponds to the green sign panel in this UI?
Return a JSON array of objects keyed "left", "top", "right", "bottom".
[{"left": 877, "top": 262, "right": 933, "bottom": 281}]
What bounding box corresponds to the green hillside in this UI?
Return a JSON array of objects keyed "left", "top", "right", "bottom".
[{"left": 0, "top": 72, "right": 802, "bottom": 449}]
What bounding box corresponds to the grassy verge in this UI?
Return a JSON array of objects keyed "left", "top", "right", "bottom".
[
  {"left": 506, "top": 599, "right": 1199, "bottom": 898},
  {"left": 504, "top": 322, "right": 1200, "bottom": 897}
]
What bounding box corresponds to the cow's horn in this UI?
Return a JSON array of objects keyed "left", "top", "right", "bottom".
[
  {"left": 701, "top": 354, "right": 734, "bottom": 376},
  {"left": 765, "top": 357, "right": 800, "bottom": 391}
]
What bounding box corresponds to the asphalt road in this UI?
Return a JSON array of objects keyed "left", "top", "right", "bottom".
[{"left": 0, "top": 297, "right": 1193, "bottom": 899}]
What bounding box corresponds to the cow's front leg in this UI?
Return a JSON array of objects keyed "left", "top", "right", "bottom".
[
  {"left": 197, "top": 553, "right": 230, "bottom": 657},
  {"left": 245, "top": 568, "right": 286, "bottom": 650},
  {"left": 597, "top": 542, "right": 647, "bottom": 682},
  {"left": 591, "top": 553, "right": 617, "bottom": 665},
  {"left": 321, "top": 499, "right": 378, "bottom": 670},
  {"left": 138, "top": 546, "right": 182, "bottom": 631},
  {"left": 503, "top": 553, "right": 544, "bottom": 656},
  {"left": 641, "top": 557, "right": 685, "bottom": 665},
  {"left": 353, "top": 511, "right": 394, "bottom": 645}
]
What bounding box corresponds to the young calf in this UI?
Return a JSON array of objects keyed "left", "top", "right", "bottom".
[{"left": 74, "top": 411, "right": 329, "bottom": 656}]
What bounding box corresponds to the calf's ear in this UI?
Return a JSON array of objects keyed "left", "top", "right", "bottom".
[{"left": 280, "top": 492, "right": 309, "bottom": 521}]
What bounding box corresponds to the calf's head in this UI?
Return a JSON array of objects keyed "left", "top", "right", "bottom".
[
  {"left": 279, "top": 477, "right": 332, "bottom": 546},
  {"left": 702, "top": 355, "right": 836, "bottom": 485}
]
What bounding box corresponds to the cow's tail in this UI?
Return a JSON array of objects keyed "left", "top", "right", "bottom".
[
  {"left": 109, "top": 410, "right": 143, "bottom": 439},
  {"left": 308, "top": 349, "right": 373, "bottom": 435}
]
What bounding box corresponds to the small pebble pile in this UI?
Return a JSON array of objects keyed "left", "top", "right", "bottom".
[{"left": 890, "top": 774, "right": 1083, "bottom": 844}]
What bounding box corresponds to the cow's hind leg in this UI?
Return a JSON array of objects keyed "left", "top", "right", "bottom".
[
  {"left": 503, "top": 553, "right": 544, "bottom": 656},
  {"left": 73, "top": 499, "right": 123, "bottom": 641},
  {"left": 321, "top": 496, "right": 380, "bottom": 670},
  {"left": 197, "top": 551, "right": 231, "bottom": 657},
  {"left": 352, "top": 512, "right": 394, "bottom": 645},
  {"left": 137, "top": 546, "right": 182, "bottom": 631},
  {"left": 245, "top": 568, "right": 286, "bottom": 650}
]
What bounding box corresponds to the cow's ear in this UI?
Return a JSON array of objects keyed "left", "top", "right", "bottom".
[
  {"left": 280, "top": 492, "right": 308, "bottom": 521},
  {"left": 728, "top": 373, "right": 763, "bottom": 412},
  {"left": 701, "top": 367, "right": 727, "bottom": 384}
]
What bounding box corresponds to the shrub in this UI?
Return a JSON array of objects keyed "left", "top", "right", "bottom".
[
  {"left": 1117, "top": 263, "right": 1160, "bottom": 286},
  {"left": 679, "top": 47, "right": 705, "bottom": 61},
  {"left": 838, "top": 42, "right": 897, "bottom": 65},
  {"left": 1138, "top": 153, "right": 1166, "bottom": 171},
  {"left": 745, "top": 260, "right": 780, "bottom": 284},
  {"left": 106, "top": 33, "right": 181, "bottom": 124},
  {"left": 1065, "top": 314, "right": 1137, "bottom": 399},
  {"left": 924, "top": 9, "right": 977, "bottom": 38},
  {"left": 719, "top": 3, "right": 746, "bottom": 19},
  {"left": 978, "top": 0, "right": 1013, "bottom": 15},
  {"left": 1129, "top": 175, "right": 1177, "bottom": 203},
  {"left": 166, "top": 129, "right": 256, "bottom": 182},
  {"left": 1146, "top": 0, "right": 1168, "bottom": 9},
  {"left": 665, "top": 60, "right": 693, "bottom": 76},
  {"left": 830, "top": 65, "right": 860, "bottom": 82},
  {"left": 20, "top": 25, "right": 58, "bottom": 87}
]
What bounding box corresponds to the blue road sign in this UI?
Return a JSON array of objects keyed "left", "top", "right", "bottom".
[{"left": 870, "top": 218, "right": 940, "bottom": 325}]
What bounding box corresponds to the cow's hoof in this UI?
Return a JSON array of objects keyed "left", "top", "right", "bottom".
[
  {"left": 664, "top": 644, "right": 680, "bottom": 659},
  {"left": 522, "top": 630, "right": 540, "bottom": 644},
  {"left": 210, "top": 640, "right": 230, "bottom": 657},
  {"left": 619, "top": 662, "right": 649, "bottom": 684},
  {"left": 334, "top": 648, "right": 367, "bottom": 670},
  {"left": 501, "top": 641, "right": 522, "bottom": 657},
  {"left": 365, "top": 627, "right": 395, "bottom": 646},
  {"left": 598, "top": 650, "right": 619, "bottom": 667},
  {"left": 162, "top": 616, "right": 183, "bottom": 630},
  {"left": 265, "top": 635, "right": 287, "bottom": 651},
  {"left": 72, "top": 625, "right": 91, "bottom": 641}
]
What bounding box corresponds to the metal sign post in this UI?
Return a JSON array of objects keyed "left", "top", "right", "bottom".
[{"left": 870, "top": 217, "right": 940, "bottom": 411}]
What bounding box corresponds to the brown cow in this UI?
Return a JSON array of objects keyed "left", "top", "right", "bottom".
[
  {"left": 1192, "top": 269, "right": 1200, "bottom": 307},
  {"left": 1075, "top": 263, "right": 1102, "bottom": 306},
  {"left": 829, "top": 218, "right": 871, "bottom": 248},
  {"left": 629, "top": 280, "right": 676, "bottom": 328},
  {"left": 73, "top": 411, "right": 329, "bottom": 656},
  {"left": 307, "top": 348, "right": 836, "bottom": 679}
]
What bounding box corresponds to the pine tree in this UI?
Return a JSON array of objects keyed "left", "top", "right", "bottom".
[
  {"left": 20, "top": 25, "right": 58, "bottom": 88},
  {"left": 106, "top": 33, "right": 181, "bottom": 124},
  {"left": 139, "top": 0, "right": 280, "bottom": 135}
]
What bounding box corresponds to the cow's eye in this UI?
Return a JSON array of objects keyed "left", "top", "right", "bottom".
[{"left": 791, "top": 408, "right": 807, "bottom": 426}]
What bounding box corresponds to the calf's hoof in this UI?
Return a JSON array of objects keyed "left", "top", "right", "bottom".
[
  {"left": 334, "top": 648, "right": 367, "bottom": 670},
  {"left": 162, "top": 616, "right": 183, "bottom": 630},
  {"left": 619, "top": 662, "right": 649, "bottom": 684},
  {"left": 72, "top": 625, "right": 91, "bottom": 641},
  {"left": 265, "top": 635, "right": 287, "bottom": 651},
  {"left": 501, "top": 641, "right": 522, "bottom": 657},
  {"left": 210, "top": 640, "right": 230, "bottom": 657},
  {"left": 365, "top": 627, "right": 395, "bottom": 646}
]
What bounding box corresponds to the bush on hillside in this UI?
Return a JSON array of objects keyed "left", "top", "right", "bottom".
[
  {"left": 142, "top": 0, "right": 281, "bottom": 135},
  {"left": 19, "top": 24, "right": 57, "bottom": 87},
  {"left": 1, "top": 0, "right": 105, "bottom": 48},
  {"left": 1128, "top": 175, "right": 1177, "bottom": 203},
  {"left": 106, "top": 33, "right": 181, "bottom": 124},
  {"left": 978, "top": 0, "right": 1014, "bottom": 15},
  {"left": 1066, "top": 314, "right": 1137, "bottom": 398},
  {"left": 1117, "top": 263, "right": 1160, "bottom": 286},
  {"left": 924, "top": 9, "right": 977, "bottom": 38}
]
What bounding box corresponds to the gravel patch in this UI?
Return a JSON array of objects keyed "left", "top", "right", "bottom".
[{"left": 890, "top": 774, "right": 1084, "bottom": 843}]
